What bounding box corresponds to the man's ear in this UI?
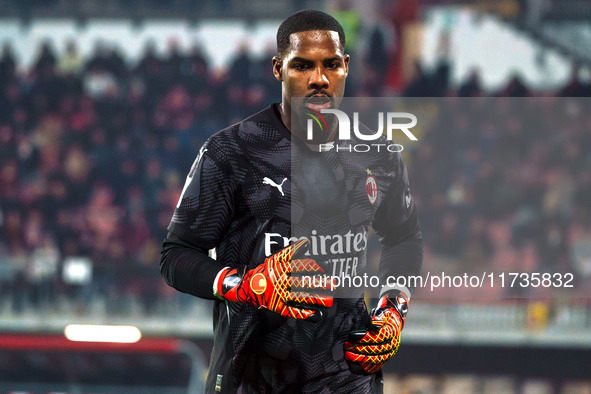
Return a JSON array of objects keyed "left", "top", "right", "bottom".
[{"left": 272, "top": 56, "right": 283, "bottom": 81}]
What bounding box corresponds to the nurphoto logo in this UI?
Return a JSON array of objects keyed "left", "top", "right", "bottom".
[{"left": 305, "top": 109, "right": 418, "bottom": 152}]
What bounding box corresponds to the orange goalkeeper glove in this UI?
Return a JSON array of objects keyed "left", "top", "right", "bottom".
[
  {"left": 344, "top": 291, "right": 409, "bottom": 374},
  {"left": 214, "top": 239, "right": 333, "bottom": 320}
]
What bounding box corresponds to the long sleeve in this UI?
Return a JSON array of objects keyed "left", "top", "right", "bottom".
[
  {"left": 159, "top": 138, "right": 237, "bottom": 300},
  {"left": 372, "top": 152, "right": 423, "bottom": 298},
  {"left": 160, "top": 232, "right": 224, "bottom": 300}
]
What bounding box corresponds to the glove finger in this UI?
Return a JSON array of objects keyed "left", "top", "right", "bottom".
[
  {"left": 347, "top": 329, "right": 368, "bottom": 343},
  {"left": 345, "top": 350, "right": 393, "bottom": 362},
  {"left": 269, "top": 239, "right": 310, "bottom": 266},
  {"left": 290, "top": 258, "right": 326, "bottom": 274},
  {"left": 346, "top": 327, "right": 396, "bottom": 347},
  {"left": 290, "top": 238, "right": 310, "bottom": 260},
  {"left": 291, "top": 276, "right": 335, "bottom": 292},
  {"left": 366, "top": 316, "right": 400, "bottom": 342},
  {"left": 344, "top": 341, "right": 396, "bottom": 355},
  {"left": 344, "top": 352, "right": 386, "bottom": 373},
  {"left": 357, "top": 328, "right": 395, "bottom": 345},
  {"left": 280, "top": 304, "right": 321, "bottom": 321},
  {"left": 287, "top": 291, "right": 333, "bottom": 308}
]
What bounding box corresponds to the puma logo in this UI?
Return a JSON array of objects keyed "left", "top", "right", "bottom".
[{"left": 263, "top": 177, "right": 287, "bottom": 196}]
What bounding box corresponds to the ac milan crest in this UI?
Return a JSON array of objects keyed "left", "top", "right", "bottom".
[{"left": 365, "top": 171, "right": 378, "bottom": 205}]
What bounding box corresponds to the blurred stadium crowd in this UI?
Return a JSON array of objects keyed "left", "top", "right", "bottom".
[
  {"left": 0, "top": 18, "right": 590, "bottom": 320},
  {"left": 411, "top": 96, "right": 591, "bottom": 300}
]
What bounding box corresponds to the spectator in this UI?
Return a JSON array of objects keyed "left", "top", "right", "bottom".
[{"left": 57, "top": 39, "right": 84, "bottom": 76}]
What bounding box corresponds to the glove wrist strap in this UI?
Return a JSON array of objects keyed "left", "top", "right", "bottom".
[
  {"left": 379, "top": 290, "right": 409, "bottom": 326},
  {"left": 214, "top": 267, "right": 243, "bottom": 301},
  {"left": 213, "top": 268, "right": 228, "bottom": 299}
]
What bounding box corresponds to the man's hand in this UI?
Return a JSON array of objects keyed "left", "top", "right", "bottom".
[
  {"left": 344, "top": 292, "right": 409, "bottom": 374},
  {"left": 214, "top": 239, "right": 333, "bottom": 320}
]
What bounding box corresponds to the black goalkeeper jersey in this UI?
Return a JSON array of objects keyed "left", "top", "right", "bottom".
[{"left": 161, "top": 104, "right": 422, "bottom": 393}]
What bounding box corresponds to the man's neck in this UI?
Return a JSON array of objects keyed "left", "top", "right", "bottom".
[{"left": 278, "top": 102, "right": 291, "bottom": 132}]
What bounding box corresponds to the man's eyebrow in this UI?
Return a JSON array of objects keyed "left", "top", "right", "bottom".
[
  {"left": 289, "top": 57, "right": 313, "bottom": 64},
  {"left": 289, "top": 56, "right": 344, "bottom": 64}
]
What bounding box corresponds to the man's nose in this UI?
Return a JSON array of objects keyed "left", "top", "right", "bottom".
[{"left": 309, "top": 66, "right": 329, "bottom": 90}]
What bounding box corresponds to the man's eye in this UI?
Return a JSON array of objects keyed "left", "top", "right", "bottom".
[
  {"left": 326, "top": 62, "right": 340, "bottom": 70},
  {"left": 293, "top": 64, "right": 308, "bottom": 70}
]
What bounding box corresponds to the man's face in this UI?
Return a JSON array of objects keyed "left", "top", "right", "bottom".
[{"left": 273, "top": 30, "right": 349, "bottom": 119}]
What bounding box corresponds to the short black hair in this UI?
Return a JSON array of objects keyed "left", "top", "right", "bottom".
[{"left": 276, "top": 9, "right": 346, "bottom": 56}]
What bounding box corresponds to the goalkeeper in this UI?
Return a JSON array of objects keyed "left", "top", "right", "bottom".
[{"left": 160, "top": 9, "right": 423, "bottom": 394}]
